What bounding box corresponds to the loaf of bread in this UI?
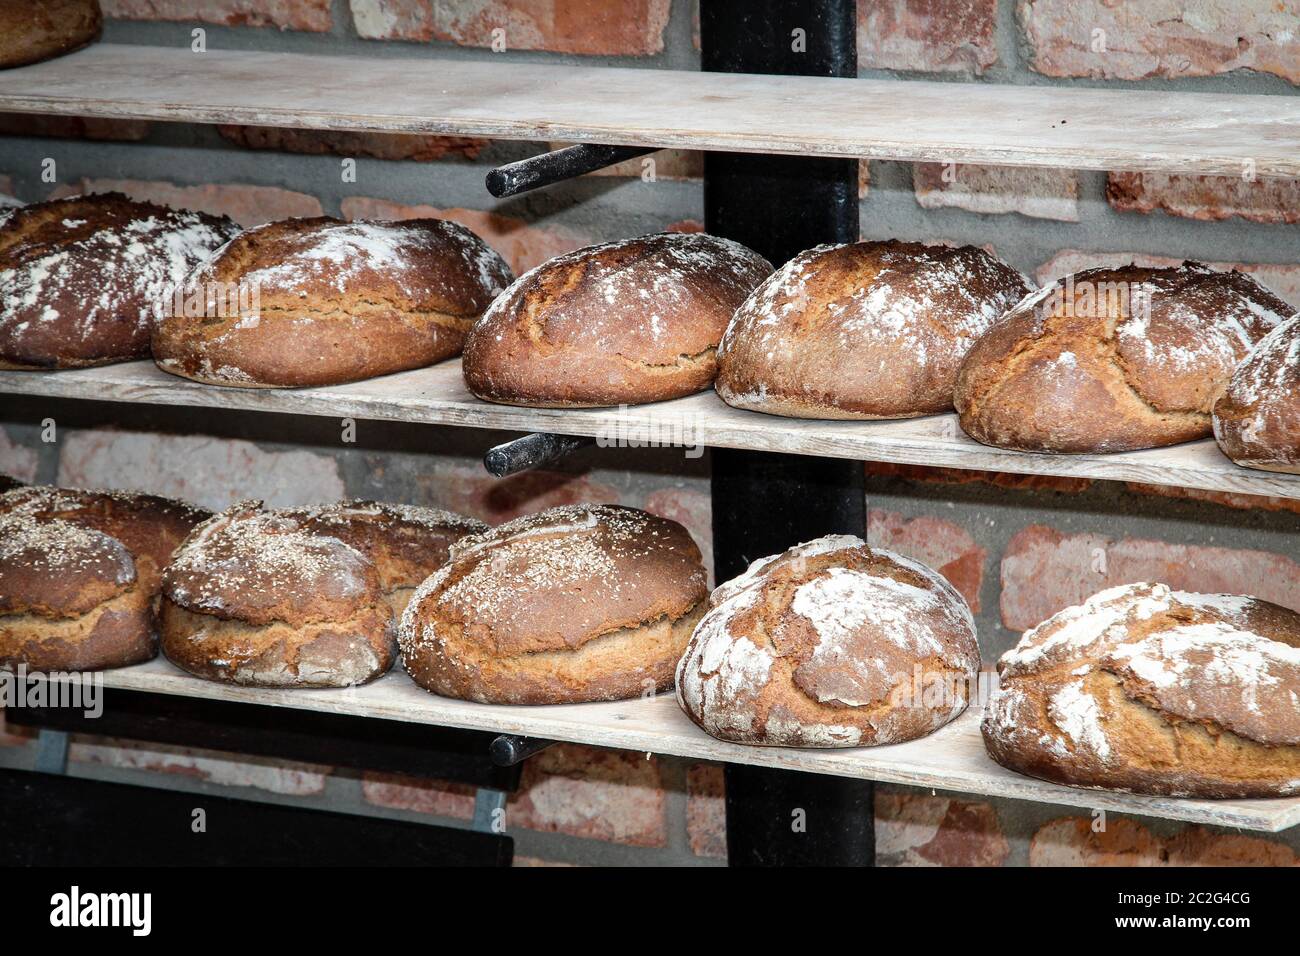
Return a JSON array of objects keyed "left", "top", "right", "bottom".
[
  {"left": 160, "top": 503, "right": 396, "bottom": 687},
  {"left": 983, "top": 582, "right": 1300, "bottom": 798},
  {"left": 399, "top": 504, "right": 708, "bottom": 704},
  {"left": 152, "top": 217, "right": 513, "bottom": 388},
  {"left": 0, "top": 193, "right": 238, "bottom": 369},
  {"left": 281, "top": 500, "right": 486, "bottom": 616},
  {"left": 1213, "top": 314, "right": 1300, "bottom": 474},
  {"left": 677, "top": 535, "right": 979, "bottom": 747},
  {"left": 716, "top": 241, "right": 1031, "bottom": 419},
  {"left": 462, "top": 233, "right": 771, "bottom": 407},
  {"left": 955, "top": 263, "right": 1292, "bottom": 452},
  {"left": 0, "top": 0, "right": 101, "bottom": 70}
]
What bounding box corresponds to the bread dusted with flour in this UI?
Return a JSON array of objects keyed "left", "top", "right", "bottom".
[
  {"left": 0, "top": 193, "right": 238, "bottom": 369},
  {"left": 716, "top": 241, "right": 1031, "bottom": 419},
  {"left": 983, "top": 582, "right": 1300, "bottom": 798},
  {"left": 399, "top": 504, "right": 708, "bottom": 704},
  {"left": 955, "top": 263, "right": 1291, "bottom": 453},
  {"left": 462, "top": 233, "right": 771, "bottom": 407},
  {"left": 160, "top": 503, "right": 396, "bottom": 687},
  {"left": 152, "top": 216, "right": 513, "bottom": 387},
  {"left": 1213, "top": 314, "right": 1300, "bottom": 474},
  {"left": 676, "top": 535, "right": 979, "bottom": 748},
  {"left": 0, "top": 0, "right": 102, "bottom": 69}
]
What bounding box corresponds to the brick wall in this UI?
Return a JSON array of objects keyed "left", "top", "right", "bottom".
[{"left": 1, "top": 0, "right": 1298, "bottom": 866}]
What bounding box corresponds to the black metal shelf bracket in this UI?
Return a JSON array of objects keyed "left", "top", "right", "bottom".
[
  {"left": 486, "top": 143, "right": 660, "bottom": 198},
  {"left": 483, "top": 432, "right": 596, "bottom": 477}
]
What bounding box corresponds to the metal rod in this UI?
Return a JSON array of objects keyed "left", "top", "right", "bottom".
[
  {"left": 489, "top": 734, "right": 555, "bottom": 767},
  {"left": 486, "top": 143, "right": 660, "bottom": 198},
  {"left": 483, "top": 432, "right": 596, "bottom": 478}
]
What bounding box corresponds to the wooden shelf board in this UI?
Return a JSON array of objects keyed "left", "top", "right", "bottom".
[
  {"left": 40, "top": 658, "right": 1290, "bottom": 832},
  {"left": 2, "top": 45, "right": 1300, "bottom": 176},
  {"left": 2, "top": 360, "right": 1298, "bottom": 501}
]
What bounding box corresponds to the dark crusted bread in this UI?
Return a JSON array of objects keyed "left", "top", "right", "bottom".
[
  {"left": 152, "top": 216, "right": 513, "bottom": 387},
  {"left": 954, "top": 263, "right": 1291, "bottom": 453},
  {"left": 716, "top": 241, "right": 1031, "bottom": 419},
  {"left": 677, "top": 535, "right": 979, "bottom": 748},
  {"left": 160, "top": 502, "right": 395, "bottom": 688},
  {"left": 399, "top": 504, "right": 708, "bottom": 704},
  {"left": 0, "top": 473, "right": 22, "bottom": 493},
  {"left": 0, "top": 513, "right": 154, "bottom": 671},
  {"left": 0, "top": 193, "right": 238, "bottom": 369},
  {"left": 1213, "top": 313, "right": 1300, "bottom": 474},
  {"left": 282, "top": 500, "right": 487, "bottom": 616},
  {"left": 0, "top": 0, "right": 102, "bottom": 70},
  {"left": 983, "top": 582, "right": 1300, "bottom": 798},
  {"left": 462, "top": 233, "right": 771, "bottom": 408}
]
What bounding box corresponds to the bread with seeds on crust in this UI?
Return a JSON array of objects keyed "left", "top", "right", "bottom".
[
  {"left": 676, "top": 535, "right": 979, "bottom": 748},
  {"left": 983, "top": 582, "right": 1300, "bottom": 798},
  {"left": 461, "top": 233, "right": 771, "bottom": 408},
  {"left": 399, "top": 504, "right": 708, "bottom": 704}
]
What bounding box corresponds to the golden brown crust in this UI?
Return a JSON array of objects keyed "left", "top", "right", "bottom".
[
  {"left": 983, "top": 583, "right": 1300, "bottom": 798},
  {"left": 462, "top": 233, "right": 771, "bottom": 408},
  {"left": 151, "top": 216, "right": 513, "bottom": 387},
  {"left": 0, "top": 193, "right": 238, "bottom": 368},
  {"left": 399, "top": 504, "right": 709, "bottom": 704},
  {"left": 955, "top": 264, "right": 1292, "bottom": 453},
  {"left": 677, "top": 536, "right": 980, "bottom": 748},
  {"left": 1213, "top": 314, "right": 1300, "bottom": 474},
  {"left": 0, "top": 0, "right": 101, "bottom": 70},
  {"left": 716, "top": 241, "right": 1031, "bottom": 419}
]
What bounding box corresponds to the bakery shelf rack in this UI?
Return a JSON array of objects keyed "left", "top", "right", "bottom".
[{"left": 2, "top": 1, "right": 1299, "bottom": 862}]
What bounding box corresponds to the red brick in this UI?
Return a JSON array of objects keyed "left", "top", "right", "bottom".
[
  {"left": 512, "top": 855, "right": 579, "bottom": 866},
  {"left": 340, "top": 196, "right": 593, "bottom": 276},
  {"left": 666, "top": 219, "right": 703, "bottom": 233},
  {"left": 431, "top": 0, "right": 671, "bottom": 57},
  {"left": 1001, "top": 524, "right": 1300, "bottom": 631},
  {"left": 685, "top": 763, "right": 726, "bottom": 859},
  {"left": 859, "top": 0, "right": 998, "bottom": 74},
  {"left": 53, "top": 178, "right": 323, "bottom": 227},
  {"left": 70, "top": 739, "right": 329, "bottom": 795},
  {"left": 914, "top": 163, "right": 1078, "bottom": 221},
  {"left": 643, "top": 486, "right": 713, "bottom": 586},
  {"left": 0, "top": 115, "right": 151, "bottom": 141},
  {"left": 1163, "top": 827, "right": 1298, "bottom": 867},
  {"left": 1108, "top": 172, "right": 1300, "bottom": 225},
  {"left": 1019, "top": 0, "right": 1300, "bottom": 84},
  {"left": 868, "top": 509, "right": 986, "bottom": 612},
  {"left": 1029, "top": 817, "right": 1165, "bottom": 867},
  {"left": 867, "top": 461, "right": 1094, "bottom": 494},
  {"left": 0, "top": 426, "right": 39, "bottom": 484},
  {"left": 1124, "top": 483, "right": 1300, "bottom": 516},
  {"left": 416, "top": 461, "right": 620, "bottom": 526},
  {"left": 360, "top": 771, "right": 476, "bottom": 819},
  {"left": 218, "top": 125, "right": 487, "bottom": 162},
  {"left": 0, "top": 710, "right": 34, "bottom": 747},
  {"left": 350, "top": 0, "right": 433, "bottom": 40},
  {"left": 507, "top": 744, "right": 667, "bottom": 846},
  {"left": 875, "top": 789, "right": 1009, "bottom": 866},
  {"left": 103, "top": 0, "right": 332, "bottom": 31}
]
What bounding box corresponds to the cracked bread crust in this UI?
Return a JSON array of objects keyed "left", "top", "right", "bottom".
[
  {"left": 160, "top": 502, "right": 395, "bottom": 687},
  {"left": 0, "top": 513, "right": 154, "bottom": 670},
  {"left": 716, "top": 241, "right": 1031, "bottom": 419},
  {"left": 676, "top": 535, "right": 980, "bottom": 748},
  {"left": 152, "top": 216, "right": 513, "bottom": 388},
  {"left": 399, "top": 504, "right": 709, "bottom": 704},
  {"left": 0, "top": 0, "right": 101, "bottom": 70},
  {"left": 1213, "top": 314, "right": 1300, "bottom": 474},
  {"left": 983, "top": 582, "right": 1300, "bottom": 798},
  {"left": 461, "top": 232, "right": 771, "bottom": 408},
  {"left": 954, "top": 263, "right": 1291, "bottom": 453}
]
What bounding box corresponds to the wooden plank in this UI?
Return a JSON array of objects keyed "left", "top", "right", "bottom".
[
  {"left": 41, "top": 659, "right": 1297, "bottom": 832},
  {"left": 3, "top": 360, "right": 1298, "bottom": 501},
  {"left": 1, "top": 44, "right": 1299, "bottom": 176}
]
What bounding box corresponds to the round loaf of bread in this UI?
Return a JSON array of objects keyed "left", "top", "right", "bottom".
[
  {"left": 716, "top": 241, "right": 1031, "bottom": 419},
  {"left": 954, "top": 263, "right": 1291, "bottom": 453},
  {"left": 282, "top": 500, "right": 487, "bottom": 616},
  {"left": 152, "top": 216, "right": 513, "bottom": 388},
  {"left": 0, "top": 193, "right": 239, "bottom": 369},
  {"left": 1213, "top": 314, "right": 1300, "bottom": 474},
  {"left": 461, "top": 233, "right": 772, "bottom": 407},
  {"left": 0, "top": 513, "right": 155, "bottom": 671},
  {"left": 676, "top": 535, "right": 979, "bottom": 748},
  {"left": 0, "top": 0, "right": 101, "bottom": 70},
  {"left": 160, "top": 503, "right": 396, "bottom": 687},
  {"left": 399, "top": 504, "right": 708, "bottom": 704},
  {"left": 983, "top": 582, "right": 1300, "bottom": 798}
]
